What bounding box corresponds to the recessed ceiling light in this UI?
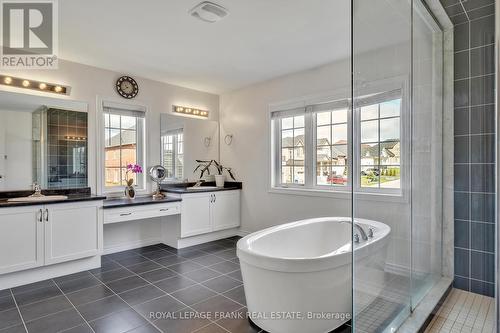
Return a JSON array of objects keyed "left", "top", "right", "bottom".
[{"left": 189, "top": 1, "right": 228, "bottom": 23}]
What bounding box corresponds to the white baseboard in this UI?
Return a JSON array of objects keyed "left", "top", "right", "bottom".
[
  {"left": 175, "top": 228, "right": 240, "bottom": 249},
  {"left": 0, "top": 256, "right": 101, "bottom": 290},
  {"left": 236, "top": 229, "right": 251, "bottom": 237},
  {"left": 103, "top": 238, "right": 162, "bottom": 255}
]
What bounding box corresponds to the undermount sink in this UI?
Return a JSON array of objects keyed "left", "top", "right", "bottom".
[
  {"left": 7, "top": 195, "right": 68, "bottom": 202},
  {"left": 186, "top": 186, "right": 219, "bottom": 191}
]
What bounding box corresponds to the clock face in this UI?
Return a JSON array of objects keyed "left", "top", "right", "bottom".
[{"left": 116, "top": 76, "right": 138, "bottom": 99}]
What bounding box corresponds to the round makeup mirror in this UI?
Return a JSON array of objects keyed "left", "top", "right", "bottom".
[{"left": 149, "top": 165, "right": 167, "bottom": 199}]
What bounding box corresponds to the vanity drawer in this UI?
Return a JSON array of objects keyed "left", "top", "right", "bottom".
[{"left": 104, "top": 202, "right": 181, "bottom": 224}]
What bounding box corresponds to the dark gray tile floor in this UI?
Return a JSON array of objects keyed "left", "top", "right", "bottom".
[{"left": 0, "top": 237, "right": 266, "bottom": 333}]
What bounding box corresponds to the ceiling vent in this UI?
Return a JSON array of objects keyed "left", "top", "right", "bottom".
[{"left": 189, "top": 1, "right": 228, "bottom": 23}]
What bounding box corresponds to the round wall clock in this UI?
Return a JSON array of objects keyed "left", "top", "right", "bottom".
[{"left": 116, "top": 76, "right": 139, "bottom": 99}]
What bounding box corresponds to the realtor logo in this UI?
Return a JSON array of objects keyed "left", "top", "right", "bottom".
[{"left": 1, "top": 0, "right": 58, "bottom": 68}]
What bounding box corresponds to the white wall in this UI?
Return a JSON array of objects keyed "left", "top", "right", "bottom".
[{"left": 0, "top": 59, "right": 220, "bottom": 195}]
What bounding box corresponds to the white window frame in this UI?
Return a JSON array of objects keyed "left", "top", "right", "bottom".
[
  {"left": 161, "top": 127, "right": 184, "bottom": 180},
  {"left": 97, "top": 98, "right": 148, "bottom": 196},
  {"left": 269, "top": 77, "right": 409, "bottom": 199}
]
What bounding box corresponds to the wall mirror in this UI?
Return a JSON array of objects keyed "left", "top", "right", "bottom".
[
  {"left": 0, "top": 90, "right": 88, "bottom": 191},
  {"left": 160, "top": 113, "right": 219, "bottom": 182}
]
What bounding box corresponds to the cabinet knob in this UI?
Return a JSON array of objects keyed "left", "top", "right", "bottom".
[
  {"left": 38, "top": 209, "right": 43, "bottom": 223},
  {"left": 120, "top": 213, "right": 132, "bottom": 216},
  {"left": 44, "top": 208, "right": 49, "bottom": 222}
]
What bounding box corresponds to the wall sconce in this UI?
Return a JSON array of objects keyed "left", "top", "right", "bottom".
[
  {"left": 0, "top": 75, "right": 69, "bottom": 95},
  {"left": 173, "top": 105, "right": 209, "bottom": 118},
  {"left": 204, "top": 137, "right": 212, "bottom": 147},
  {"left": 224, "top": 134, "right": 233, "bottom": 145}
]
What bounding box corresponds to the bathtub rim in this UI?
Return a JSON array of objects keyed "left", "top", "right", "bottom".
[{"left": 237, "top": 217, "right": 391, "bottom": 273}]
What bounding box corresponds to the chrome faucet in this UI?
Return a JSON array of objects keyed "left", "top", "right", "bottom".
[
  {"left": 31, "top": 183, "right": 43, "bottom": 197},
  {"left": 353, "top": 223, "right": 368, "bottom": 241}
]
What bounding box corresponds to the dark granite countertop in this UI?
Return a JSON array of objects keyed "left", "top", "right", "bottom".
[
  {"left": 0, "top": 188, "right": 106, "bottom": 208},
  {"left": 103, "top": 196, "right": 182, "bottom": 209},
  {"left": 163, "top": 186, "right": 240, "bottom": 194},
  {"left": 160, "top": 181, "right": 242, "bottom": 194}
]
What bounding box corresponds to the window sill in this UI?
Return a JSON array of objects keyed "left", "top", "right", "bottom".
[
  {"left": 269, "top": 186, "right": 407, "bottom": 203},
  {"left": 104, "top": 188, "right": 148, "bottom": 199}
]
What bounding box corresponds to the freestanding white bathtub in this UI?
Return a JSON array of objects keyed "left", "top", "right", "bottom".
[{"left": 237, "top": 217, "right": 390, "bottom": 333}]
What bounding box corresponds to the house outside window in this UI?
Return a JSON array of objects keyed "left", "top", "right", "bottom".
[
  {"left": 271, "top": 90, "right": 403, "bottom": 195},
  {"left": 103, "top": 106, "right": 145, "bottom": 192}
]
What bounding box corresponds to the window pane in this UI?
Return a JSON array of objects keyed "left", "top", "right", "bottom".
[
  {"left": 317, "top": 146, "right": 331, "bottom": 163},
  {"left": 293, "top": 128, "right": 304, "bottom": 146},
  {"left": 105, "top": 167, "right": 121, "bottom": 187},
  {"left": 380, "top": 166, "right": 400, "bottom": 188},
  {"left": 282, "top": 117, "right": 293, "bottom": 129},
  {"left": 294, "top": 115, "right": 304, "bottom": 128},
  {"left": 360, "top": 166, "right": 380, "bottom": 188},
  {"left": 109, "top": 114, "right": 120, "bottom": 128},
  {"left": 293, "top": 148, "right": 304, "bottom": 165},
  {"left": 331, "top": 166, "right": 348, "bottom": 186},
  {"left": 121, "top": 116, "right": 136, "bottom": 130},
  {"left": 332, "top": 145, "right": 348, "bottom": 165},
  {"left": 105, "top": 129, "right": 120, "bottom": 147},
  {"left": 317, "top": 126, "right": 331, "bottom": 145},
  {"left": 293, "top": 166, "right": 305, "bottom": 184},
  {"left": 380, "top": 141, "right": 400, "bottom": 165},
  {"left": 332, "top": 109, "right": 348, "bottom": 124},
  {"left": 380, "top": 99, "right": 401, "bottom": 118},
  {"left": 121, "top": 129, "right": 137, "bottom": 145},
  {"left": 281, "top": 129, "right": 294, "bottom": 147},
  {"left": 316, "top": 163, "right": 331, "bottom": 185},
  {"left": 332, "top": 124, "right": 347, "bottom": 144},
  {"left": 361, "top": 120, "right": 378, "bottom": 143},
  {"left": 317, "top": 112, "right": 331, "bottom": 126},
  {"left": 360, "top": 143, "right": 379, "bottom": 165},
  {"left": 380, "top": 118, "right": 400, "bottom": 141},
  {"left": 361, "top": 104, "right": 378, "bottom": 120},
  {"left": 104, "top": 114, "right": 110, "bottom": 127},
  {"left": 281, "top": 148, "right": 293, "bottom": 166},
  {"left": 104, "top": 112, "right": 144, "bottom": 190},
  {"left": 121, "top": 146, "right": 137, "bottom": 166},
  {"left": 281, "top": 166, "right": 293, "bottom": 184}
]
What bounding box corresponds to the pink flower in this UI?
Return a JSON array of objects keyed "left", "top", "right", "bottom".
[{"left": 127, "top": 164, "right": 143, "bottom": 174}]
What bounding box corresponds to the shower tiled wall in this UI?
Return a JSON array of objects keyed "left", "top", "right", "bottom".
[{"left": 440, "top": 0, "right": 496, "bottom": 297}]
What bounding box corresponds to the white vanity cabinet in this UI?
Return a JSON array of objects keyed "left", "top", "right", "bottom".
[
  {"left": 44, "top": 202, "right": 101, "bottom": 265},
  {"left": 0, "top": 201, "right": 102, "bottom": 275},
  {"left": 0, "top": 206, "right": 44, "bottom": 274},
  {"left": 180, "top": 190, "right": 240, "bottom": 238}
]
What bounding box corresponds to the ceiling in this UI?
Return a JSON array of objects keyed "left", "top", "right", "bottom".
[
  {"left": 58, "top": 0, "right": 414, "bottom": 94},
  {"left": 58, "top": 0, "right": 350, "bottom": 94}
]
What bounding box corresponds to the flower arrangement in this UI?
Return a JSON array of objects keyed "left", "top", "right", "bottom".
[{"left": 124, "top": 164, "right": 142, "bottom": 199}]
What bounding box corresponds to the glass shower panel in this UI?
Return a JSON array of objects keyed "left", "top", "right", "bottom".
[
  {"left": 352, "top": 0, "right": 412, "bottom": 331},
  {"left": 411, "top": 1, "right": 443, "bottom": 308}
]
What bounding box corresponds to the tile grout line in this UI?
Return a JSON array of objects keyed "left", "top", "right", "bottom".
[
  {"left": 52, "top": 278, "right": 97, "bottom": 333},
  {"left": 9, "top": 289, "right": 28, "bottom": 333},
  {"left": 105, "top": 243, "right": 246, "bottom": 331}
]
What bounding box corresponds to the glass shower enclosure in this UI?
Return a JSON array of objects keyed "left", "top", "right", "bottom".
[{"left": 351, "top": 0, "right": 444, "bottom": 331}]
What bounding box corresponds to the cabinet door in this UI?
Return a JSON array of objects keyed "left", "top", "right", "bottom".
[
  {"left": 44, "top": 202, "right": 101, "bottom": 265},
  {"left": 181, "top": 192, "right": 211, "bottom": 237},
  {"left": 212, "top": 190, "right": 241, "bottom": 231},
  {"left": 0, "top": 206, "right": 44, "bottom": 274}
]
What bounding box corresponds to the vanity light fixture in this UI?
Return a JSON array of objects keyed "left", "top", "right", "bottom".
[
  {"left": 0, "top": 75, "right": 69, "bottom": 95},
  {"left": 173, "top": 105, "right": 209, "bottom": 118},
  {"left": 64, "top": 136, "right": 87, "bottom": 141}
]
